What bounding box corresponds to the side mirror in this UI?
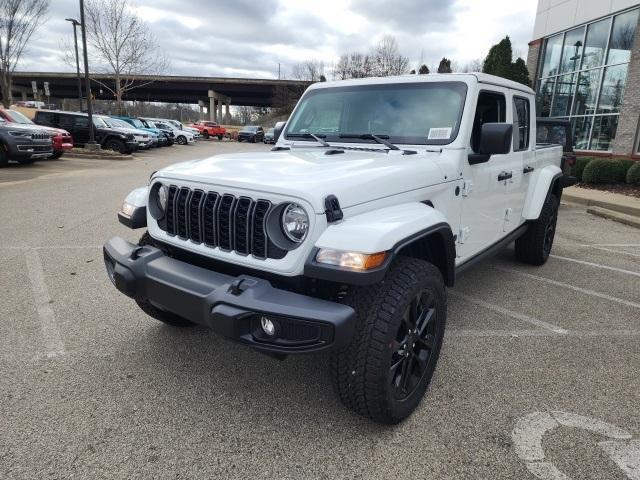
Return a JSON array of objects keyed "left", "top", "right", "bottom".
[
  {"left": 273, "top": 121, "right": 286, "bottom": 142},
  {"left": 469, "top": 123, "right": 513, "bottom": 165}
]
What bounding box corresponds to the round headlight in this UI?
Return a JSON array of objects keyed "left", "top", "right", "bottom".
[
  {"left": 281, "top": 203, "right": 309, "bottom": 243},
  {"left": 157, "top": 184, "right": 168, "bottom": 212}
]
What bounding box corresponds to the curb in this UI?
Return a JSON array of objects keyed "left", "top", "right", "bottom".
[
  {"left": 562, "top": 192, "right": 640, "bottom": 218},
  {"left": 586, "top": 206, "right": 640, "bottom": 229},
  {"left": 63, "top": 151, "right": 133, "bottom": 161}
]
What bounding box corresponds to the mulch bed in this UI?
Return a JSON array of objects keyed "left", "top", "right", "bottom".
[{"left": 577, "top": 182, "right": 640, "bottom": 198}]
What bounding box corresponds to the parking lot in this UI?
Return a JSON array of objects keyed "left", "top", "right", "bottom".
[{"left": 1, "top": 141, "right": 639, "bottom": 479}]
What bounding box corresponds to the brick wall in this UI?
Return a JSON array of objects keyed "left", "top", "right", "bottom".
[
  {"left": 526, "top": 39, "right": 543, "bottom": 89},
  {"left": 612, "top": 12, "right": 640, "bottom": 155}
]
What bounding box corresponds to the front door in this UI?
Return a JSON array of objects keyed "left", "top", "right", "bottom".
[{"left": 458, "top": 89, "right": 510, "bottom": 260}]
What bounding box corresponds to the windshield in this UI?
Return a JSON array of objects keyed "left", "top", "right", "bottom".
[
  {"left": 144, "top": 120, "right": 156, "bottom": 128},
  {"left": 241, "top": 126, "right": 257, "bottom": 132},
  {"left": 267, "top": 128, "right": 274, "bottom": 134},
  {"left": 285, "top": 82, "right": 467, "bottom": 145},
  {"left": 130, "top": 119, "right": 145, "bottom": 129},
  {"left": 7, "top": 110, "right": 34, "bottom": 124},
  {"left": 111, "top": 119, "right": 131, "bottom": 129},
  {"left": 93, "top": 117, "right": 108, "bottom": 128}
]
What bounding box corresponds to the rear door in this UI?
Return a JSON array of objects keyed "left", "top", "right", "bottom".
[{"left": 502, "top": 94, "right": 533, "bottom": 233}]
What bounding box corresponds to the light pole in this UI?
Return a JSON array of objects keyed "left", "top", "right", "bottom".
[
  {"left": 78, "top": 0, "right": 96, "bottom": 147},
  {"left": 65, "top": 18, "right": 83, "bottom": 111}
]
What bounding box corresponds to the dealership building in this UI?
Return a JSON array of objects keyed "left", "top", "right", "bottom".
[{"left": 527, "top": 0, "right": 640, "bottom": 156}]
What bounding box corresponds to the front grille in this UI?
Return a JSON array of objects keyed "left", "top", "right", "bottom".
[{"left": 159, "top": 185, "right": 280, "bottom": 259}]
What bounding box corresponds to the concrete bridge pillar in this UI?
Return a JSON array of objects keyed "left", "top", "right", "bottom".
[
  {"left": 208, "top": 90, "right": 217, "bottom": 122},
  {"left": 217, "top": 100, "right": 223, "bottom": 123},
  {"left": 225, "top": 99, "right": 230, "bottom": 123},
  {"left": 198, "top": 100, "right": 205, "bottom": 120}
]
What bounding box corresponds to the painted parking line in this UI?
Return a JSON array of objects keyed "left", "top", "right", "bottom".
[
  {"left": 24, "top": 251, "right": 66, "bottom": 358},
  {"left": 589, "top": 246, "right": 640, "bottom": 258},
  {"left": 550, "top": 254, "right": 640, "bottom": 277},
  {"left": 492, "top": 266, "right": 640, "bottom": 310},
  {"left": 447, "top": 329, "right": 640, "bottom": 337},
  {"left": 449, "top": 291, "right": 567, "bottom": 334}
]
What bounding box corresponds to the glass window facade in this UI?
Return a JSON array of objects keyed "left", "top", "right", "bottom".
[{"left": 536, "top": 7, "right": 639, "bottom": 151}]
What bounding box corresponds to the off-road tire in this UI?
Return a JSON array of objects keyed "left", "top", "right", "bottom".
[
  {"left": 515, "top": 193, "right": 558, "bottom": 265},
  {"left": 105, "top": 139, "right": 126, "bottom": 154},
  {"left": 134, "top": 232, "right": 195, "bottom": 327},
  {"left": 217, "top": 135, "right": 223, "bottom": 140},
  {"left": 201, "top": 130, "right": 210, "bottom": 139},
  {"left": 330, "top": 257, "right": 447, "bottom": 424}
]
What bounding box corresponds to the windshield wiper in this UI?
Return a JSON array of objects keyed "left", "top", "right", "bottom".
[
  {"left": 339, "top": 133, "right": 416, "bottom": 155},
  {"left": 286, "top": 132, "right": 332, "bottom": 147}
]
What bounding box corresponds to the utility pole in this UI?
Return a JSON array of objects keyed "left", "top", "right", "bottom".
[
  {"left": 79, "top": 0, "right": 96, "bottom": 147},
  {"left": 65, "top": 18, "right": 83, "bottom": 111},
  {"left": 278, "top": 63, "right": 281, "bottom": 80}
]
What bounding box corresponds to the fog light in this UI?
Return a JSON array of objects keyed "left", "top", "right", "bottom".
[{"left": 260, "top": 316, "right": 276, "bottom": 336}]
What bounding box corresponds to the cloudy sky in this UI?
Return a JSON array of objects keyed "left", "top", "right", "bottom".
[{"left": 21, "top": 0, "right": 538, "bottom": 79}]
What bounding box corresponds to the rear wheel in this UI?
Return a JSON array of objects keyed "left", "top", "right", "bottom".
[
  {"left": 134, "top": 232, "right": 194, "bottom": 327},
  {"left": 104, "top": 139, "right": 126, "bottom": 154},
  {"left": 201, "top": 130, "right": 209, "bottom": 139},
  {"left": 515, "top": 193, "right": 558, "bottom": 265},
  {"left": 330, "top": 257, "right": 446, "bottom": 424},
  {"left": 217, "top": 135, "right": 223, "bottom": 140}
]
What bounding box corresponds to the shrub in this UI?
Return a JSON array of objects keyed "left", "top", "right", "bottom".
[
  {"left": 574, "top": 157, "right": 596, "bottom": 181},
  {"left": 619, "top": 159, "right": 636, "bottom": 175},
  {"left": 582, "top": 159, "right": 626, "bottom": 184},
  {"left": 626, "top": 162, "right": 640, "bottom": 185}
]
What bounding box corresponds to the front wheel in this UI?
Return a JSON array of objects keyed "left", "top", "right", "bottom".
[
  {"left": 515, "top": 193, "right": 558, "bottom": 265},
  {"left": 201, "top": 130, "right": 209, "bottom": 139},
  {"left": 330, "top": 257, "right": 447, "bottom": 424},
  {"left": 105, "top": 139, "right": 126, "bottom": 154},
  {"left": 177, "top": 135, "right": 187, "bottom": 145}
]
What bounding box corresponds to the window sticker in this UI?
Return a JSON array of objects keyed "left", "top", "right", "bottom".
[{"left": 428, "top": 127, "right": 452, "bottom": 140}]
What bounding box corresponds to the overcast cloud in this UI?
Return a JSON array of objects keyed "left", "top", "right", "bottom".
[{"left": 20, "top": 0, "right": 537, "bottom": 78}]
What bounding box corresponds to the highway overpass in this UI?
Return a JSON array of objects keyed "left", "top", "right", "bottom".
[{"left": 8, "top": 72, "right": 312, "bottom": 116}]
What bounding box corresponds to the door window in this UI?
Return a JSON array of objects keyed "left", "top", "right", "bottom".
[
  {"left": 471, "top": 91, "right": 506, "bottom": 153},
  {"left": 58, "top": 115, "right": 74, "bottom": 129},
  {"left": 513, "top": 97, "right": 530, "bottom": 151}
]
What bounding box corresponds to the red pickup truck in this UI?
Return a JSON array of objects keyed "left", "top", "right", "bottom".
[
  {"left": 0, "top": 109, "right": 73, "bottom": 158},
  {"left": 190, "top": 121, "right": 226, "bottom": 140}
]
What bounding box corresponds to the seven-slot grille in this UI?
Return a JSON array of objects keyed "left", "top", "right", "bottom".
[
  {"left": 161, "top": 185, "right": 273, "bottom": 259},
  {"left": 31, "top": 132, "right": 50, "bottom": 141}
]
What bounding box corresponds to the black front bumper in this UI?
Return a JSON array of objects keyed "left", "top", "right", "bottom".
[{"left": 103, "top": 237, "right": 356, "bottom": 354}]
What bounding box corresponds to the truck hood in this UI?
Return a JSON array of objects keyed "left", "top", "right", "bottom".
[{"left": 157, "top": 148, "right": 446, "bottom": 213}]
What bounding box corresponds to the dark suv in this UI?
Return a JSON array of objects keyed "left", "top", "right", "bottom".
[
  {"left": 237, "top": 125, "right": 264, "bottom": 143},
  {"left": 34, "top": 110, "right": 138, "bottom": 154},
  {"left": 0, "top": 118, "right": 52, "bottom": 166}
]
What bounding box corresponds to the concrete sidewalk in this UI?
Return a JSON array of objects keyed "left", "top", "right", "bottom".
[{"left": 563, "top": 186, "right": 640, "bottom": 227}]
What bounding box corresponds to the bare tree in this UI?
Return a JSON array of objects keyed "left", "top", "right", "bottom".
[
  {"left": 83, "top": 0, "right": 169, "bottom": 113},
  {"left": 291, "top": 60, "right": 325, "bottom": 82},
  {"left": 371, "top": 36, "right": 409, "bottom": 76},
  {"left": 459, "top": 58, "right": 483, "bottom": 73},
  {"left": 0, "top": 0, "right": 49, "bottom": 107}
]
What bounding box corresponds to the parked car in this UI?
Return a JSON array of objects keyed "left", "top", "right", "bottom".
[
  {"left": 190, "top": 120, "right": 226, "bottom": 140},
  {"left": 143, "top": 118, "right": 194, "bottom": 145},
  {"left": 99, "top": 116, "right": 155, "bottom": 149},
  {"left": 237, "top": 125, "right": 264, "bottom": 143},
  {"left": 0, "top": 118, "right": 52, "bottom": 166},
  {"left": 263, "top": 127, "right": 275, "bottom": 144},
  {"left": 34, "top": 110, "right": 138, "bottom": 154},
  {"left": 138, "top": 118, "right": 176, "bottom": 146},
  {"left": 114, "top": 116, "right": 169, "bottom": 147},
  {"left": 154, "top": 119, "right": 200, "bottom": 138},
  {"left": 104, "top": 73, "right": 577, "bottom": 424},
  {"left": 0, "top": 108, "right": 72, "bottom": 159}
]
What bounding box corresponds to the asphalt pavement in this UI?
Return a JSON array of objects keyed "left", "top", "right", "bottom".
[{"left": 1, "top": 141, "right": 639, "bottom": 479}]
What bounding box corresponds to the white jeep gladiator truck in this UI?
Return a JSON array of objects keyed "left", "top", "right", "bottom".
[{"left": 104, "top": 73, "right": 576, "bottom": 424}]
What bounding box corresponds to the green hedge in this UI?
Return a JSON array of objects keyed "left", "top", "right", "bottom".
[
  {"left": 626, "top": 162, "right": 640, "bottom": 185},
  {"left": 574, "top": 157, "right": 596, "bottom": 181},
  {"left": 582, "top": 159, "right": 626, "bottom": 184},
  {"left": 619, "top": 159, "right": 636, "bottom": 175}
]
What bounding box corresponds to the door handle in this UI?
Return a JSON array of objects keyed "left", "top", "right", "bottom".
[
  {"left": 498, "top": 171, "right": 513, "bottom": 181},
  {"left": 523, "top": 166, "right": 534, "bottom": 174}
]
